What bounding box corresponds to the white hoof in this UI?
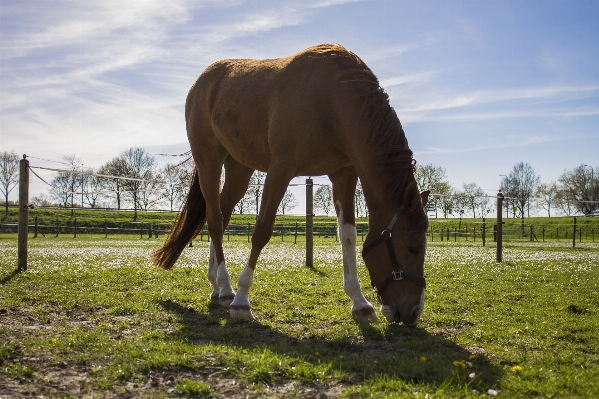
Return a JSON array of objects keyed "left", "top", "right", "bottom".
[
  {"left": 352, "top": 306, "right": 378, "bottom": 323},
  {"left": 219, "top": 294, "right": 235, "bottom": 308},
  {"left": 230, "top": 305, "right": 254, "bottom": 320}
]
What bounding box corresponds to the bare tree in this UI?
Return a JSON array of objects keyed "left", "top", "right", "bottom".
[
  {"left": 159, "top": 163, "right": 188, "bottom": 211},
  {"left": 277, "top": 190, "right": 298, "bottom": 215},
  {"left": 82, "top": 170, "right": 105, "bottom": 209},
  {"left": 355, "top": 179, "right": 367, "bottom": 218},
  {"left": 99, "top": 148, "right": 156, "bottom": 219},
  {"left": 555, "top": 187, "right": 576, "bottom": 216},
  {"left": 558, "top": 164, "right": 598, "bottom": 215},
  {"left": 501, "top": 162, "right": 540, "bottom": 235},
  {"left": 119, "top": 148, "right": 157, "bottom": 220},
  {"left": 0, "top": 151, "right": 20, "bottom": 217},
  {"left": 246, "top": 171, "right": 266, "bottom": 216},
  {"left": 461, "top": 182, "right": 489, "bottom": 218},
  {"left": 49, "top": 155, "right": 83, "bottom": 215},
  {"left": 314, "top": 184, "right": 333, "bottom": 216},
  {"left": 433, "top": 182, "right": 456, "bottom": 218},
  {"left": 98, "top": 157, "right": 129, "bottom": 210},
  {"left": 535, "top": 181, "right": 558, "bottom": 217}
]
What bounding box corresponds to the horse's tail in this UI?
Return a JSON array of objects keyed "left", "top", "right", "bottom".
[{"left": 151, "top": 169, "right": 206, "bottom": 270}]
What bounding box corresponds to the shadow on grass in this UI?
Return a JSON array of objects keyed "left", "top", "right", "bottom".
[
  {"left": 159, "top": 299, "right": 503, "bottom": 391},
  {"left": 1, "top": 269, "right": 21, "bottom": 285}
]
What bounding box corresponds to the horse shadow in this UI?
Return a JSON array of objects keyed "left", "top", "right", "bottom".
[{"left": 158, "top": 299, "right": 503, "bottom": 391}]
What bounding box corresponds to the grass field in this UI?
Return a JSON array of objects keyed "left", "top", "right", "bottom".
[{"left": 1, "top": 235, "right": 598, "bottom": 398}]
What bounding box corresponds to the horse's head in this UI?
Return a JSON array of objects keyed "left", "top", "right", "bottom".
[{"left": 362, "top": 182, "right": 430, "bottom": 326}]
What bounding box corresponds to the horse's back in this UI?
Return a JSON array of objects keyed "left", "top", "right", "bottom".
[{"left": 187, "top": 45, "right": 369, "bottom": 174}]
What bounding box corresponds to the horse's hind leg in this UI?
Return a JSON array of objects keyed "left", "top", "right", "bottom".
[
  {"left": 329, "top": 167, "right": 378, "bottom": 323},
  {"left": 230, "top": 162, "right": 294, "bottom": 320},
  {"left": 192, "top": 149, "right": 236, "bottom": 307},
  {"left": 207, "top": 158, "right": 254, "bottom": 304}
]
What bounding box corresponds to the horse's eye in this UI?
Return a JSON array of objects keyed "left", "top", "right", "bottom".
[{"left": 408, "top": 246, "right": 419, "bottom": 256}]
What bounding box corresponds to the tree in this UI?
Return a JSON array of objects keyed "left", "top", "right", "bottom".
[
  {"left": 0, "top": 151, "right": 20, "bottom": 217},
  {"left": 555, "top": 187, "right": 576, "bottom": 216},
  {"left": 461, "top": 182, "right": 489, "bottom": 218},
  {"left": 99, "top": 148, "right": 156, "bottom": 220},
  {"left": 500, "top": 162, "right": 540, "bottom": 235},
  {"left": 558, "top": 164, "right": 598, "bottom": 215},
  {"left": 414, "top": 163, "right": 448, "bottom": 193},
  {"left": 159, "top": 163, "right": 188, "bottom": 212},
  {"left": 277, "top": 190, "right": 298, "bottom": 215},
  {"left": 119, "top": 148, "right": 157, "bottom": 220},
  {"left": 314, "top": 184, "right": 333, "bottom": 216},
  {"left": 433, "top": 182, "right": 456, "bottom": 218},
  {"left": 49, "top": 155, "right": 83, "bottom": 215},
  {"left": 414, "top": 163, "right": 455, "bottom": 218},
  {"left": 355, "top": 179, "right": 367, "bottom": 217},
  {"left": 98, "top": 157, "right": 128, "bottom": 210},
  {"left": 82, "top": 170, "right": 105, "bottom": 209},
  {"left": 535, "top": 182, "right": 558, "bottom": 217},
  {"left": 245, "top": 171, "right": 266, "bottom": 216}
]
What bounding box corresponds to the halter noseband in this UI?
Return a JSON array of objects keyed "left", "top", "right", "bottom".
[{"left": 361, "top": 204, "right": 427, "bottom": 296}]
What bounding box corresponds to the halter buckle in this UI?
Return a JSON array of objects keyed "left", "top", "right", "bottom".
[
  {"left": 381, "top": 229, "right": 392, "bottom": 240},
  {"left": 392, "top": 270, "right": 403, "bottom": 281}
]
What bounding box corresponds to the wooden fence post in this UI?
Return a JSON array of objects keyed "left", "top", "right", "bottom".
[
  {"left": 17, "top": 156, "right": 30, "bottom": 272},
  {"left": 104, "top": 220, "right": 108, "bottom": 238},
  {"left": 572, "top": 217, "right": 576, "bottom": 248},
  {"left": 306, "top": 178, "right": 314, "bottom": 267},
  {"left": 294, "top": 222, "right": 298, "bottom": 244},
  {"left": 74, "top": 217, "right": 77, "bottom": 238},
  {"left": 482, "top": 218, "right": 486, "bottom": 247},
  {"left": 496, "top": 191, "right": 504, "bottom": 262}
]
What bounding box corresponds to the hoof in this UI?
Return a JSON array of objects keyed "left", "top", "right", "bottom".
[
  {"left": 230, "top": 305, "right": 254, "bottom": 320},
  {"left": 352, "top": 306, "right": 378, "bottom": 323},
  {"left": 219, "top": 294, "right": 235, "bottom": 308},
  {"left": 210, "top": 292, "right": 219, "bottom": 303}
]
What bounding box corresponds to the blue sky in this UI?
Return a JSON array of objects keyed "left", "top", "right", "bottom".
[{"left": 1, "top": 0, "right": 598, "bottom": 211}]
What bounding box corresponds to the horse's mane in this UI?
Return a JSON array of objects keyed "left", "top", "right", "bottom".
[{"left": 308, "top": 44, "right": 416, "bottom": 203}]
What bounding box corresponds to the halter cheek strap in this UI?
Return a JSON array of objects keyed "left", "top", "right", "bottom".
[{"left": 361, "top": 205, "right": 427, "bottom": 296}]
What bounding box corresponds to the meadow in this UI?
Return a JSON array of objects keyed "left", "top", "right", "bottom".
[{"left": 1, "top": 234, "right": 598, "bottom": 398}]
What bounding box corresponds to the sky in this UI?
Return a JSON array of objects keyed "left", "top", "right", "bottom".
[{"left": 1, "top": 0, "right": 598, "bottom": 215}]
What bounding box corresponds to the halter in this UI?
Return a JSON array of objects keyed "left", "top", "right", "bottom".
[{"left": 361, "top": 204, "right": 427, "bottom": 297}]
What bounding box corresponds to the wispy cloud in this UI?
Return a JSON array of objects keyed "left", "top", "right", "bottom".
[
  {"left": 392, "top": 84, "right": 599, "bottom": 122},
  {"left": 419, "top": 134, "right": 561, "bottom": 156}
]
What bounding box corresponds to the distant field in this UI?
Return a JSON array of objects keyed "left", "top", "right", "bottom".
[
  {"left": 1, "top": 235, "right": 598, "bottom": 398},
  {"left": 2, "top": 207, "right": 598, "bottom": 244}
]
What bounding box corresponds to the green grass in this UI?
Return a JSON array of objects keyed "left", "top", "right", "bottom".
[{"left": 1, "top": 235, "right": 598, "bottom": 397}]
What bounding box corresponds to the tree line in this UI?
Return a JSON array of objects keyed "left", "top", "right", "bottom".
[
  {"left": 0, "top": 148, "right": 300, "bottom": 220},
  {"left": 1, "top": 149, "right": 597, "bottom": 219}
]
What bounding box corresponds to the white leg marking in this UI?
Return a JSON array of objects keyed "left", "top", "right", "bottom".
[
  {"left": 337, "top": 202, "right": 377, "bottom": 323},
  {"left": 207, "top": 243, "right": 219, "bottom": 301},
  {"left": 230, "top": 263, "right": 255, "bottom": 320}
]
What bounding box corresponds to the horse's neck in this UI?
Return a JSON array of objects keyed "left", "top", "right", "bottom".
[{"left": 357, "top": 158, "right": 408, "bottom": 227}]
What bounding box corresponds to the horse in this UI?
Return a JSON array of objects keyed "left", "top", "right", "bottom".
[{"left": 151, "top": 44, "right": 430, "bottom": 326}]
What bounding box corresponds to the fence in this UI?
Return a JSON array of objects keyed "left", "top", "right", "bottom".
[
  {"left": 1, "top": 216, "right": 368, "bottom": 242},
  {"left": 10, "top": 156, "right": 597, "bottom": 272},
  {"left": 426, "top": 219, "right": 597, "bottom": 244}
]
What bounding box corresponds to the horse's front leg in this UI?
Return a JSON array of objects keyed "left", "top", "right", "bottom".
[
  {"left": 330, "top": 167, "right": 377, "bottom": 323},
  {"left": 337, "top": 212, "right": 378, "bottom": 323},
  {"left": 230, "top": 165, "right": 293, "bottom": 320}
]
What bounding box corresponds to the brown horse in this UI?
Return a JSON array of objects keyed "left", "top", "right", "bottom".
[{"left": 152, "top": 44, "right": 430, "bottom": 326}]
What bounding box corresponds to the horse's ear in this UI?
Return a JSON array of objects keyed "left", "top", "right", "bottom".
[
  {"left": 420, "top": 190, "right": 431, "bottom": 208},
  {"left": 404, "top": 182, "right": 424, "bottom": 214}
]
